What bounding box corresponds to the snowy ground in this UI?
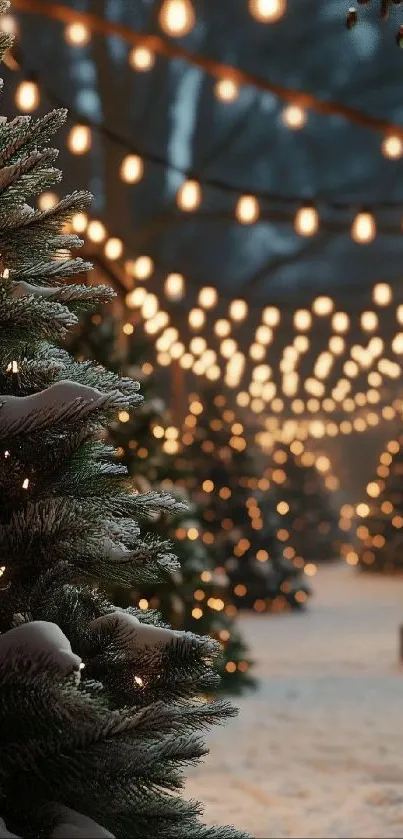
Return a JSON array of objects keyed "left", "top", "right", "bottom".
[{"left": 186, "top": 564, "right": 403, "bottom": 838}]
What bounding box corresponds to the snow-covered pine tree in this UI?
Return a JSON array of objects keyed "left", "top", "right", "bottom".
[{"left": 0, "top": 9, "right": 246, "bottom": 838}]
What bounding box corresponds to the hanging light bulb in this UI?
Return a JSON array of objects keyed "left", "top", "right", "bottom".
[
  {"left": 128, "top": 255, "right": 153, "bottom": 280},
  {"left": 329, "top": 335, "right": 345, "bottom": 355},
  {"left": 229, "top": 299, "right": 248, "bottom": 321},
  {"left": 198, "top": 286, "right": 218, "bottom": 309},
  {"left": 215, "top": 78, "right": 239, "bottom": 102},
  {"left": 164, "top": 273, "right": 185, "bottom": 301},
  {"left": 382, "top": 134, "right": 403, "bottom": 159},
  {"left": 360, "top": 311, "right": 378, "bottom": 332},
  {"left": 294, "top": 204, "right": 319, "bottom": 236},
  {"left": 38, "top": 192, "right": 59, "bottom": 211},
  {"left": 142, "top": 293, "right": 159, "bottom": 320},
  {"left": 262, "top": 306, "right": 280, "bottom": 326},
  {"left": 15, "top": 80, "right": 40, "bottom": 112},
  {"left": 120, "top": 154, "right": 143, "bottom": 184},
  {"left": 293, "top": 309, "right": 312, "bottom": 330},
  {"left": 221, "top": 338, "right": 238, "bottom": 359},
  {"left": 159, "top": 0, "right": 195, "bottom": 36},
  {"left": 68, "top": 124, "right": 91, "bottom": 154},
  {"left": 129, "top": 46, "right": 155, "bottom": 71},
  {"left": 255, "top": 325, "right": 273, "bottom": 345},
  {"left": 373, "top": 283, "right": 392, "bottom": 306},
  {"left": 71, "top": 212, "right": 88, "bottom": 233},
  {"left": 177, "top": 179, "right": 201, "bottom": 211},
  {"left": 282, "top": 103, "right": 306, "bottom": 129},
  {"left": 235, "top": 195, "right": 259, "bottom": 224},
  {"left": 104, "top": 237, "right": 123, "bottom": 260},
  {"left": 214, "top": 319, "right": 231, "bottom": 337},
  {"left": 65, "top": 22, "right": 90, "bottom": 46},
  {"left": 248, "top": 0, "right": 286, "bottom": 22},
  {"left": 332, "top": 312, "right": 349, "bottom": 333},
  {"left": 87, "top": 220, "right": 107, "bottom": 243},
  {"left": 312, "top": 296, "right": 334, "bottom": 316},
  {"left": 189, "top": 308, "right": 205, "bottom": 329},
  {"left": 351, "top": 211, "right": 376, "bottom": 244}
]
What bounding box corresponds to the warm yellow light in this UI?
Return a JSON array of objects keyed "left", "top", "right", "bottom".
[
  {"left": 235, "top": 195, "right": 259, "bottom": 224},
  {"left": 198, "top": 286, "right": 218, "bottom": 309},
  {"left": 38, "top": 192, "right": 59, "bottom": 211},
  {"left": 250, "top": 343, "right": 265, "bottom": 360},
  {"left": 282, "top": 103, "right": 306, "bottom": 129},
  {"left": 304, "top": 563, "right": 317, "bottom": 577},
  {"left": 189, "top": 337, "right": 206, "bottom": 355},
  {"left": 229, "top": 299, "right": 248, "bottom": 321},
  {"left": 177, "top": 179, "right": 201, "bottom": 211},
  {"left": 373, "top": 283, "right": 392, "bottom": 306},
  {"left": 356, "top": 503, "right": 369, "bottom": 518},
  {"left": 382, "top": 134, "right": 403, "bottom": 159},
  {"left": 397, "top": 305, "right": 403, "bottom": 325},
  {"left": 249, "top": 0, "right": 286, "bottom": 21},
  {"left": 277, "top": 501, "right": 290, "bottom": 515},
  {"left": 189, "top": 308, "right": 205, "bottom": 329},
  {"left": 215, "top": 78, "right": 239, "bottom": 102},
  {"left": 294, "top": 204, "right": 319, "bottom": 236},
  {"left": 294, "top": 309, "right": 312, "bottom": 331},
  {"left": 159, "top": 0, "right": 195, "bottom": 36},
  {"left": 65, "top": 22, "right": 90, "bottom": 46},
  {"left": 221, "top": 338, "right": 237, "bottom": 359},
  {"left": 68, "top": 124, "right": 91, "bottom": 154},
  {"left": 129, "top": 46, "right": 155, "bottom": 71},
  {"left": 179, "top": 352, "right": 194, "bottom": 369},
  {"left": 142, "top": 293, "right": 159, "bottom": 320},
  {"left": 0, "top": 14, "right": 17, "bottom": 35},
  {"left": 127, "top": 256, "right": 153, "bottom": 280},
  {"left": 312, "top": 296, "right": 334, "bottom": 316},
  {"left": 122, "top": 322, "right": 134, "bottom": 335},
  {"left": 214, "top": 318, "right": 231, "bottom": 337},
  {"left": 360, "top": 311, "right": 378, "bottom": 332},
  {"left": 316, "top": 455, "right": 330, "bottom": 473},
  {"left": 120, "top": 154, "right": 143, "bottom": 184},
  {"left": 164, "top": 272, "right": 185, "bottom": 301},
  {"left": 294, "top": 335, "right": 309, "bottom": 353},
  {"left": 262, "top": 306, "right": 280, "bottom": 327},
  {"left": 126, "top": 287, "right": 147, "bottom": 308},
  {"left": 367, "top": 481, "right": 380, "bottom": 498},
  {"left": 332, "top": 312, "right": 349, "bottom": 333},
  {"left": 392, "top": 333, "right": 403, "bottom": 354},
  {"left": 351, "top": 211, "right": 376, "bottom": 244},
  {"left": 255, "top": 325, "right": 273, "bottom": 345},
  {"left": 119, "top": 410, "right": 130, "bottom": 423},
  {"left": 170, "top": 341, "right": 185, "bottom": 359},
  {"left": 71, "top": 211, "right": 88, "bottom": 232},
  {"left": 104, "top": 237, "right": 123, "bottom": 260},
  {"left": 329, "top": 336, "right": 345, "bottom": 355},
  {"left": 15, "top": 80, "right": 40, "bottom": 113},
  {"left": 87, "top": 220, "right": 107, "bottom": 243}
]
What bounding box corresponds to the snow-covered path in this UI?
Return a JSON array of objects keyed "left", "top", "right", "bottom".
[{"left": 186, "top": 564, "right": 403, "bottom": 838}]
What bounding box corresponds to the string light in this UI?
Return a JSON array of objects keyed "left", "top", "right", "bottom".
[
  {"left": 229, "top": 299, "right": 248, "bottom": 321},
  {"left": 360, "top": 311, "right": 378, "bottom": 332},
  {"left": 68, "top": 124, "right": 91, "bottom": 154},
  {"left": 164, "top": 272, "right": 185, "bottom": 300},
  {"left": 189, "top": 308, "right": 205, "bottom": 329},
  {"left": 351, "top": 211, "right": 376, "bottom": 244},
  {"left": 177, "top": 179, "right": 201, "bottom": 211},
  {"left": 382, "top": 134, "right": 403, "bottom": 159},
  {"left": 65, "top": 22, "right": 90, "bottom": 46},
  {"left": 248, "top": 0, "right": 286, "bottom": 22},
  {"left": 120, "top": 154, "right": 143, "bottom": 183},
  {"left": 104, "top": 237, "right": 123, "bottom": 260},
  {"left": 332, "top": 312, "right": 350, "bottom": 333},
  {"left": 128, "top": 256, "right": 153, "bottom": 280},
  {"left": 71, "top": 212, "right": 88, "bottom": 233},
  {"left": 312, "top": 296, "right": 334, "bottom": 316},
  {"left": 262, "top": 307, "right": 280, "bottom": 327},
  {"left": 215, "top": 78, "right": 239, "bottom": 102},
  {"left": 294, "top": 309, "right": 312, "bottom": 331},
  {"left": 129, "top": 46, "right": 155, "bottom": 71},
  {"left": 159, "top": 0, "right": 195, "bottom": 36},
  {"left": 15, "top": 80, "right": 39, "bottom": 112},
  {"left": 235, "top": 195, "right": 259, "bottom": 224},
  {"left": 294, "top": 204, "right": 319, "bottom": 236},
  {"left": 214, "top": 319, "right": 231, "bottom": 337},
  {"left": 87, "top": 220, "right": 106, "bottom": 242},
  {"left": 373, "top": 283, "right": 392, "bottom": 306},
  {"left": 198, "top": 286, "right": 218, "bottom": 308},
  {"left": 126, "top": 287, "right": 147, "bottom": 308},
  {"left": 282, "top": 104, "right": 307, "bottom": 129},
  {"left": 38, "top": 192, "right": 58, "bottom": 211}
]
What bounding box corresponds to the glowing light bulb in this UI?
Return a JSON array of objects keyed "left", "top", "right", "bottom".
[
  {"left": 312, "top": 296, "right": 334, "bottom": 316},
  {"left": 332, "top": 312, "right": 349, "bottom": 333},
  {"left": 198, "top": 286, "right": 218, "bottom": 309},
  {"left": 214, "top": 319, "right": 231, "bottom": 337},
  {"left": 392, "top": 333, "right": 403, "bottom": 354},
  {"left": 248, "top": 0, "right": 286, "bottom": 22},
  {"left": 215, "top": 78, "right": 239, "bottom": 102},
  {"left": 159, "top": 0, "right": 195, "bottom": 36},
  {"left": 87, "top": 220, "right": 106, "bottom": 243},
  {"left": 0, "top": 14, "right": 17, "bottom": 35},
  {"left": 120, "top": 154, "right": 143, "bottom": 183},
  {"left": 282, "top": 103, "right": 306, "bottom": 129},
  {"left": 329, "top": 336, "right": 345, "bottom": 355},
  {"left": 235, "top": 195, "right": 259, "bottom": 224},
  {"left": 294, "top": 204, "right": 319, "bottom": 236},
  {"left": 65, "top": 22, "right": 90, "bottom": 46},
  {"left": 71, "top": 212, "right": 88, "bottom": 232},
  {"left": 128, "top": 256, "right": 153, "bottom": 280},
  {"left": 255, "top": 325, "right": 273, "bottom": 345},
  {"left": 262, "top": 306, "right": 280, "bottom": 327},
  {"left": 142, "top": 293, "right": 159, "bottom": 319},
  {"left": 68, "top": 124, "right": 91, "bottom": 154},
  {"left": 129, "top": 46, "right": 155, "bottom": 71},
  {"left": 164, "top": 272, "right": 185, "bottom": 300},
  {"left": 15, "top": 80, "right": 39, "bottom": 112},
  {"left": 104, "top": 237, "right": 123, "bottom": 260},
  {"left": 229, "top": 299, "right": 248, "bottom": 321},
  {"left": 188, "top": 308, "right": 205, "bottom": 329},
  {"left": 38, "top": 192, "right": 58, "bottom": 211},
  {"left": 221, "top": 338, "right": 237, "bottom": 359},
  {"left": 373, "top": 283, "right": 392, "bottom": 306},
  {"left": 382, "top": 134, "right": 403, "bottom": 159},
  {"left": 177, "top": 179, "right": 201, "bottom": 211},
  {"left": 294, "top": 309, "right": 312, "bottom": 331},
  {"left": 351, "top": 211, "right": 376, "bottom": 244},
  {"left": 360, "top": 311, "right": 378, "bottom": 332}
]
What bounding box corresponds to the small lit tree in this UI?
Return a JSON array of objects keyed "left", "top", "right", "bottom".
[{"left": 356, "top": 435, "right": 403, "bottom": 572}]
